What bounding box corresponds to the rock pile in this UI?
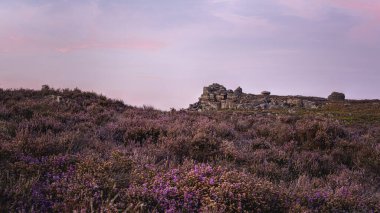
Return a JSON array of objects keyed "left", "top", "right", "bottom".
[
  {"left": 189, "top": 83, "right": 326, "bottom": 111},
  {"left": 195, "top": 83, "right": 241, "bottom": 111}
]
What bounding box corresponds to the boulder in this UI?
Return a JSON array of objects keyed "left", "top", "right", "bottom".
[
  {"left": 261, "top": 91, "right": 271, "bottom": 96},
  {"left": 41, "top": 85, "right": 50, "bottom": 91},
  {"left": 328, "top": 92, "right": 345, "bottom": 101},
  {"left": 259, "top": 103, "right": 268, "bottom": 109},
  {"left": 234, "top": 87, "right": 243, "bottom": 96}
]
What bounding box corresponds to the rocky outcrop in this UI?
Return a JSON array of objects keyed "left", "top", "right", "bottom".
[
  {"left": 328, "top": 92, "right": 345, "bottom": 101},
  {"left": 189, "top": 83, "right": 327, "bottom": 111}
]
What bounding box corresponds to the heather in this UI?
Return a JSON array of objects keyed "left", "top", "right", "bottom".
[{"left": 0, "top": 87, "right": 379, "bottom": 212}]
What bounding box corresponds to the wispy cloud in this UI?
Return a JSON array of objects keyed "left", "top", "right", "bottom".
[
  {"left": 212, "top": 11, "right": 274, "bottom": 29},
  {"left": 331, "top": 0, "right": 380, "bottom": 43},
  {"left": 276, "top": 0, "right": 380, "bottom": 43},
  {"left": 55, "top": 39, "right": 166, "bottom": 53},
  {"left": 276, "top": 0, "right": 328, "bottom": 20},
  {"left": 0, "top": 35, "right": 165, "bottom": 53},
  {"left": 207, "top": 0, "right": 276, "bottom": 37}
]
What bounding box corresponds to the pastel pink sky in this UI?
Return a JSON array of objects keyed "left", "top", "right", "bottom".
[{"left": 0, "top": 0, "right": 379, "bottom": 109}]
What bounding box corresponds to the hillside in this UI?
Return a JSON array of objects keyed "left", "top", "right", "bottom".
[{"left": 0, "top": 86, "right": 379, "bottom": 212}]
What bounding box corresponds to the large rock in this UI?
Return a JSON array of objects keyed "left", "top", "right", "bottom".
[
  {"left": 234, "top": 87, "right": 243, "bottom": 96},
  {"left": 328, "top": 92, "right": 345, "bottom": 101}
]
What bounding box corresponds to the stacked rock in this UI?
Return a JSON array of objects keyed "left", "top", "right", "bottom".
[{"left": 189, "top": 83, "right": 324, "bottom": 111}]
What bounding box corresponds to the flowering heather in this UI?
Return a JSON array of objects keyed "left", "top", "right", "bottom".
[{"left": 0, "top": 87, "right": 379, "bottom": 212}]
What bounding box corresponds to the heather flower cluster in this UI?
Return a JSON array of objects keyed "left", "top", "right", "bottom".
[
  {"left": 0, "top": 87, "right": 379, "bottom": 212},
  {"left": 126, "top": 163, "right": 286, "bottom": 212}
]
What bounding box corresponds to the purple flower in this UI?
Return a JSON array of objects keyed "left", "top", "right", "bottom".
[
  {"left": 172, "top": 175, "right": 178, "bottom": 183},
  {"left": 209, "top": 178, "right": 215, "bottom": 185}
]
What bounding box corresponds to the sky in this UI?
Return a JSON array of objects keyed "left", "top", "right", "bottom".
[{"left": 0, "top": 0, "right": 379, "bottom": 110}]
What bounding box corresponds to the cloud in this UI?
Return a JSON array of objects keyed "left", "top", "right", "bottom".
[
  {"left": 331, "top": 0, "right": 380, "bottom": 18},
  {"left": 211, "top": 11, "right": 274, "bottom": 29},
  {"left": 276, "top": 0, "right": 328, "bottom": 19},
  {"left": 0, "top": 34, "right": 165, "bottom": 53},
  {"left": 0, "top": 34, "right": 39, "bottom": 53},
  {"left": 275, "top": 0, "right": 380, "bottom": 43},
  {"left": 55, "top": 39, "right": 166, "bottom": 53},
  {"left": 206, "top": 0, "right": 276, "bottom": 37},
  {"left": 0, "top": 1, "right": 166, "bottom": 53},
  {"left": 330, "top": 0, "right": 380, "bottom": 43}
]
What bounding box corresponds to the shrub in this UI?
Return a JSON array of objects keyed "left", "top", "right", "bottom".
[
  {"left": 189, "top": 132, "right": 220, "bottom": 162},
  {"left": 294, "top": 120, "right": 347, "bottom": 150}
]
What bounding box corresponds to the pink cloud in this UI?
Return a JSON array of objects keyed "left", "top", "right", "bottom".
[
  {"left": 330, "top": 0, "right": 380, "bottom": 42},
  {"left": 332, "top": 0, "right": 380, "bottom": 43},
  {"left": 277, "top": 0, "right": 380, "bottom": 20},
  {"left": 0, "top": 34, "right": 38, "bottom": 52},
  {"left": 331, "top": 0, "right": 380, "bottom": 17},
  {"left": 276, "top": 0, "right": 327, "bottom": 19},
  {"left": 55, "top": 38, "right": 166, "bottom": 53},
  {"left": 0, "top": 35, "right": 166, "bottom": 53}
]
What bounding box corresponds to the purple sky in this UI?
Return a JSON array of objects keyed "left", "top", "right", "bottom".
[{"left": 1, "top": 0, "right": 379, "bottom": 109}]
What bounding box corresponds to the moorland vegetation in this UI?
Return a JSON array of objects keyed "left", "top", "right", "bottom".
[{"left": 0, "top": 86, "right": 379, "bottom": 212}]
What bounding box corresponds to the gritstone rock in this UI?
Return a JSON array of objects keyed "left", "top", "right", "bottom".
[{"left": 328, "top": 92, "right": 345, "bottom": 101}]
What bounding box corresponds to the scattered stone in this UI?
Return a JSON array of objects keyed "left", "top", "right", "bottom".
[
  {"left": 49, "top": 95, "right": 62, "bottom": 103},
  {"left": 56, "top": 96, "right": 62, "bottom": 103},
  {"left": 287, "top": 98, "right": 303, "bottom": 107},
  {"left": 261, "top": 91, "right": 271, "bottom": 96},
  {"left": 259, "top": 103, "right": 268, "bottom": 109},
  {"left": 303, "top": 100, "right": 318, "bottom": 109}
]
